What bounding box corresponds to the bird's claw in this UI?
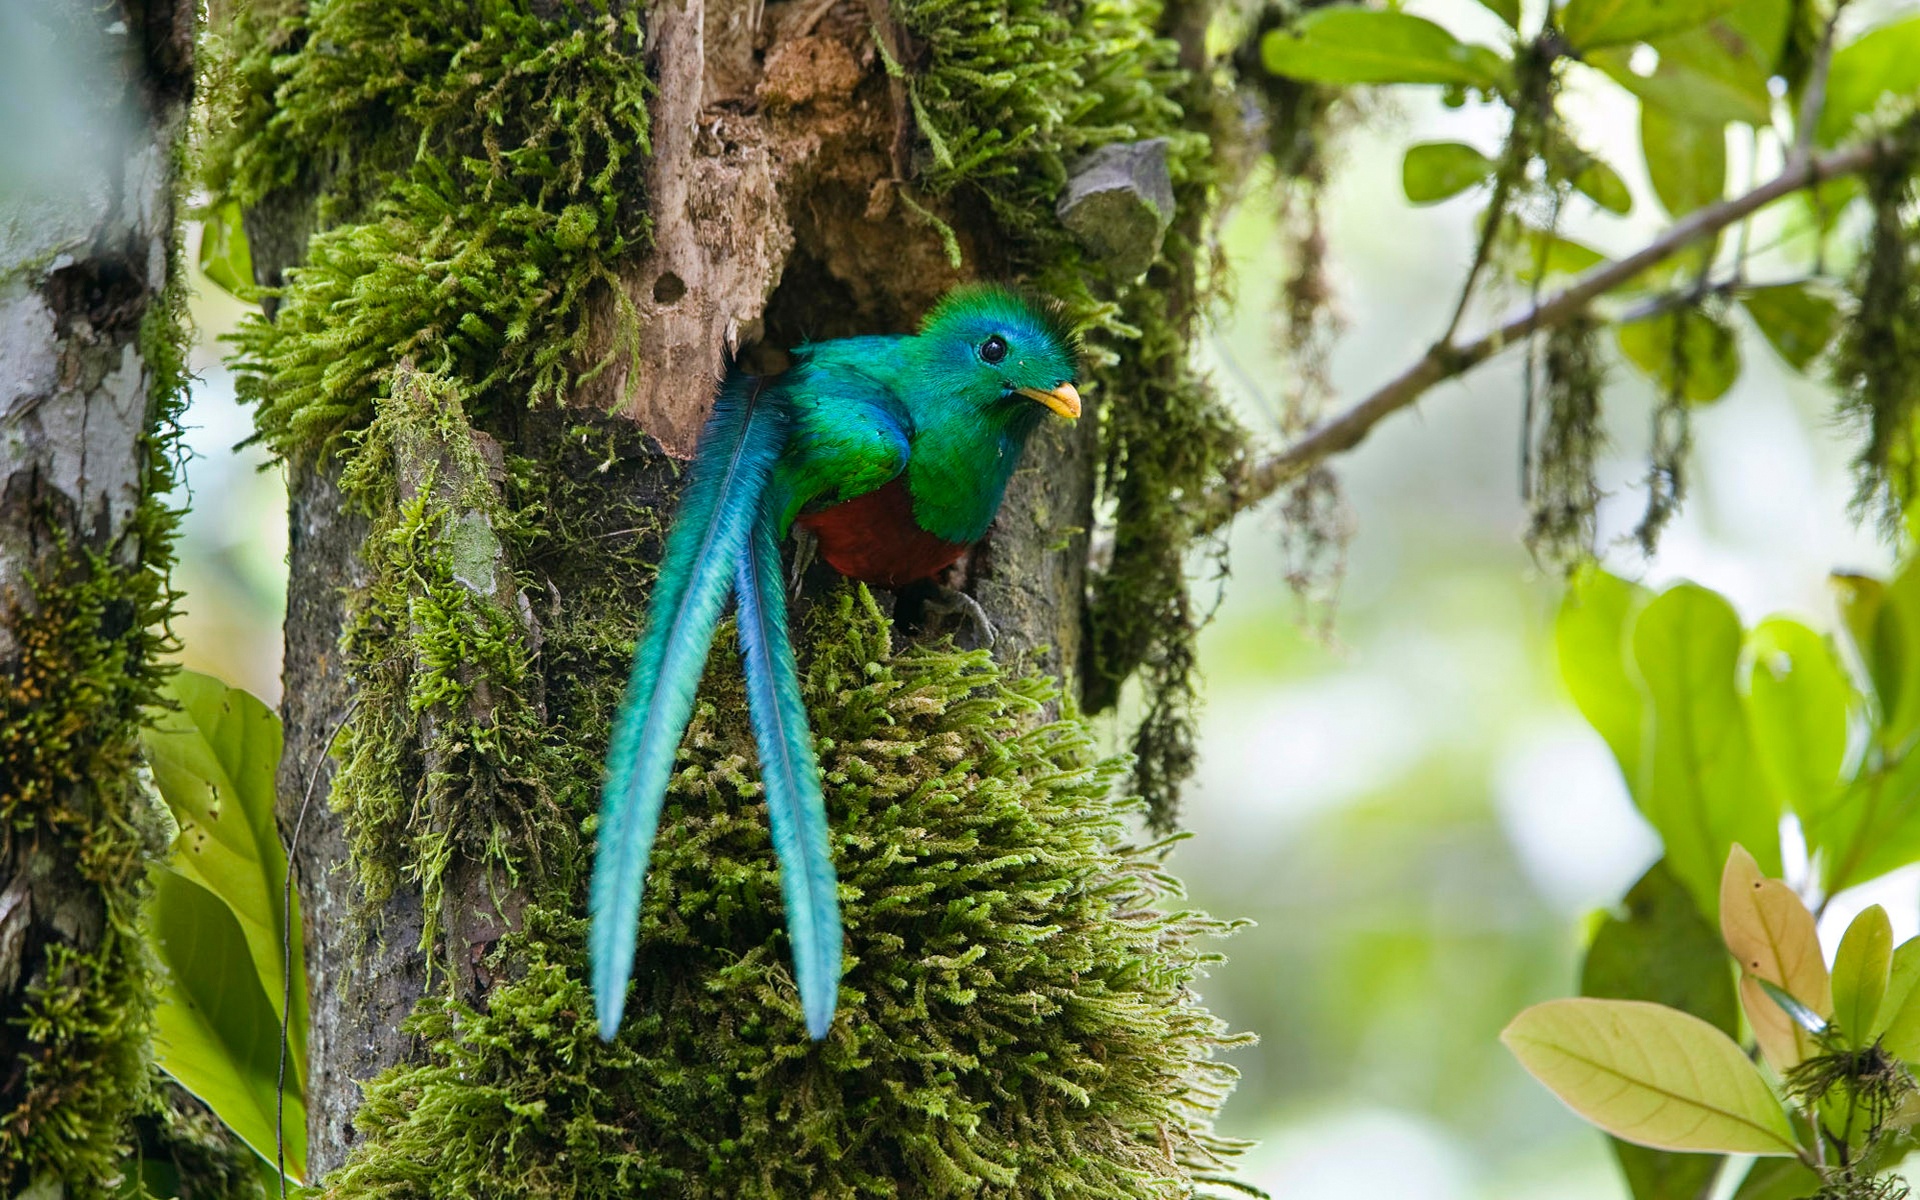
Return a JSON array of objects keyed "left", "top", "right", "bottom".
[
  {"left": 788, "top": 527, "right": 818, "bottom": 601},
  {"left": 925, "top": 586, "right": 997, "bottom": 649}
]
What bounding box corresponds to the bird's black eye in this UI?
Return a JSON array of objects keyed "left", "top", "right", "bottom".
[{"left": 980, "top": 335, "right": 1008, "bottom": 364}]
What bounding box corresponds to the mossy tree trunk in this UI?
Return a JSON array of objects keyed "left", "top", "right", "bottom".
[
  {"left": 222, "top": 0, "right": 1246, "bottom": 1192},
  {"left": 0, "top": 0, "right": 194, "bottom": 1191}
]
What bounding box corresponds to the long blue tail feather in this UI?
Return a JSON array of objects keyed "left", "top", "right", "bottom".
[
  {"left": 735, "top": 504, "right": 843, "bottom": 1039},
  {"left": 590, "top": 376, "right": 787, "bottom": 1041}
]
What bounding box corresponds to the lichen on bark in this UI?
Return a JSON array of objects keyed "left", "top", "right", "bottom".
[{"left": 0, "top": 0, "right": 195, "bottom": 1188}]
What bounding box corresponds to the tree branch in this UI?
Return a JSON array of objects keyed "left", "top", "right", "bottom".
[{"left": 1196, "top": 132, "right": 1893, "bottom": 536}]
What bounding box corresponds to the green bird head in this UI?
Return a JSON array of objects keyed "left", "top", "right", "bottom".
[{"left": 913, "top": 284, "right": 1082, "bottom": 426}]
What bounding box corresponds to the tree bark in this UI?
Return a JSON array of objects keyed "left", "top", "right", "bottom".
[
  {"left": 259, "top": 10, "right": 1103, "bottom": 1177},
  {"left": 0, "top": 0, "right": 193, "bottom": 1190},
  {"left": 232, "top": 0, "right": 1236, "bottom": 1182}
]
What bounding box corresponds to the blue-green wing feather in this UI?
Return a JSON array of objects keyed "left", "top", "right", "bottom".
[
  {"left": 734, "top": 503, "right": 842, "bottom": 1038},
  {"left": 590, "top": 375, "right": 788, "bottom": 1041}
]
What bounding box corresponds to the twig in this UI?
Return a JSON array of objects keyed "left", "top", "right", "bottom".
[
  {"left": 1439, "top": 35, "right": 1552, "bottom": 346},
  {"left": 1195, "top": 133, "right": 1892, "bottom": 535},
  {"left": 1441, "top": 164, "right": 1516, "bottom": 346},
  {"left": 1613, "top": 271, "right": 1824, "bottom": 325}
]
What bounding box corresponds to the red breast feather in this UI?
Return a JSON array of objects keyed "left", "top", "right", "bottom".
[{"left": 796, "top": 477, "right": 969, "bottom": 589}]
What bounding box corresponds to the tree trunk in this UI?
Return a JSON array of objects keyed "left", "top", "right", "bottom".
[
  {"left": 222, "top": 0, "right": 1243, "bottom": 1192},
  {"left": 0, "top": 0, "right": 194, "bottom": 1191}
]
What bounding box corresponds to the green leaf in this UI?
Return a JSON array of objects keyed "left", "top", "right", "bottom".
[
  {"left": 1808, "top": 572, "right": 1920, "bottom": 892},
  {"left": 1876, "top": 938, "right": 1920, "bottom": 1037},
  {"left": 1743, "top": 618, "right": 1851, "bottom": 827},
  {"left": 1715, "top": 0, "right": 1792, "bottom": 77},
  {"left": 1508, "top": 222, "right": 1610, "bottom": 283},
  {"left": 1633, "top": 586, "right": 1782, "bottom": 915},
  {"left": 1740, "top": 283, "right": 1841, "bottom": 371},
  {"left": 1402, "top": 142, "right": 1496, "bottom": 205},
  {"left": 141, "top": 670, "right": 307, "bottom": 1082},
  {"left": 1593, "top": 48, "right": 1770, "bottom": 127},
  {"left": 1641, "top": 105, "right": 1727, "bottom": 220},
  {"left": 1732, "top": 1158, "right": 1824, "bottom": 1200},
  {"left": 1813, "top": 750, "right": 1920, "bottom": 896},
  {"left": 1833, "top": 572, "right": 1890, "bottom": 706},
  {"left": 1824, "top": 765, "right": 1920, "bottom": 894},
  {"left": 1875, "top": 561, "right": 1920, "bottom": 752},
  {"left": 197, "top": 199, "right": 255, "bottom": 299},
  {"left": 1817, "top": 14, "right": 1920, "bottom": 146},
  {"left": 1607, "top": 1140, "right": 1727, "bottom": 1200},
  {"left": 1832, "top": 905, "right": 1894, "bottom": 1045},
  {"left": 1593, "top": 4, "right": 1785, "bottom": 128},
  {"left": 1876, "top": 938, "right": 1920, "bottom": 1062},
  {"left": 1476, "top": 0, "right": 1520, "bottom": 31},
  {"left": 1584, "top": 861, "right": 1740, "bottom": 1031},
  {"left": 149, "top": 867, "right": 307, "bottom": 1182},
  {"left": 1616, "top": 308, "right": 1741, "bottom": 404},
  {"left": 1261, "top": 8, "right": 1510, "bottom": 89},
  {"left": 1571, "top": 155, "right": 1634, "bottom": 216},
  {"left": 1782, "top": 178, "right": 1865, "bottom": 247},
  {"left": 1581, "top": 860, "right": 1741, "bottom": 1200},
  {"left": 1561, "top": 0, "right": 1736, "bottom": 52},
  {"left": 1753, "top": 978, "right": 1830, "bottom": 1037},
  {"left": 1503, "top": 998, "right": 1800, "bottom": 1155},
  {"left": 1557, "top": 565, "right": 1654, "bottom": 789}
]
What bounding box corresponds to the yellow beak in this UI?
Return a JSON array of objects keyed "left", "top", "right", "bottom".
[{"left": 1017, "top": 382, "right": 1081, "bottom": 420}]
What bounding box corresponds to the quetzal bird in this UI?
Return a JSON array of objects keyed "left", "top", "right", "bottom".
[{"left": 590, "top": 284, "right": 1082, "bottom": 1041}]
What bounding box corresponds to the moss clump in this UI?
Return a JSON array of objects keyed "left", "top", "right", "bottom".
[
  {"left": 1237, "top": 0, "right": 1362, "bottom": 435},
  {"left": 324, "top": 590, "right": 1247, "bottom": 1199},
  {"left": 898, "top": 0, "right": 1253, "bottom": 828},
  {"left": 332, "top": 366, "right": 557, "bottom": 957},
  {"left": 1083, "top": 303, "right": 1244, "bottom": 828},
  {"left": 216, "top": 0, "right": 1252, "bottom": 1189},
  {"left": 219, "top": 0, "right": 652, "bottom": 458},
  {"left": 0, "top": 243, "right": 190, "bottom": 1195},
  {"left": 1833, "top": 123, "right": 1920, "bottom": 535},
  {"left": 1524, "top": 314, "right": 1605, "bottom": 564},
  {"left": 899, "top": 0, "right": 1189, "bottom": 235}
]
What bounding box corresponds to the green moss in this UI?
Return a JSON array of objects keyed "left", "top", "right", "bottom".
[
  {"left": 900, "top": 0, "right": 1254, "bottom": 828},
  {"left": 332, "top": 366, "right": 559, "bottom": 959},
  {"left": 1083, "top": 301, "right": 1245, "bottom": 829},
  {"left": 220, "top": 0, "right": 651, "bottom": 458},
  {"left": 1633, "top": 302, "right": 1734, "bottom": 554},
  {"left": 1524, "top": 314, "right": 1605, "bottom": 565},
  {"left": 0, "top": 216, "right": 191, "bottom": 1196},
  {"left": 300, "top": 389, "right": 1250, "bottom": 1191},
  {"left": 899, "top": 0, "right": 1191, "bottom": 235},
  {"left": 325, "top": 590, "right": 1248, "bottom": 1199},
  {"left": 216, "top": 0, "right": 1252, "bottom": 1188},
  {"left": 1833, "top": 121, "right": 1920, "bottom": 536},
  {"left": 221, "top": 0, "right": 1251, "bottom": 827}
]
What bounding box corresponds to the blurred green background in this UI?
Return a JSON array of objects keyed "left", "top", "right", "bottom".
[{"left": 164, "top": 2, "right": 1911, "bottom": 1193}]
